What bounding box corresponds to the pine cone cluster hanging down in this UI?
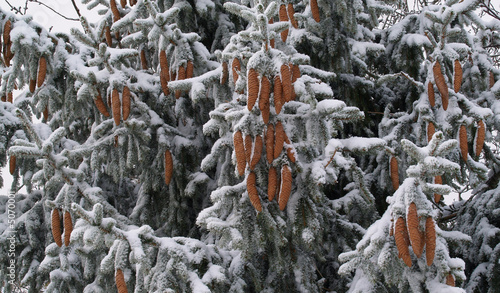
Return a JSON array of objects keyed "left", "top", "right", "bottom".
[
  {"left": 245, "top": 63, "right": 299, "bottom": 122},
  {"left": 235, "top": 121, "right": 296, "bottom": 212},
  {"left": 51, "top": 209, "right": 73, "bottom": 247},
  {"left": 390, "top": 202, "right": 436, "bottom": 268},
  {"left": 111, "top": 87, "right": 133, "bottom": 126}
]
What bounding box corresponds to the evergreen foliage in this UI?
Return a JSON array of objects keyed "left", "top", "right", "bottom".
[{"left": 0, "top": 0, "right": 499, "bottom": 292}]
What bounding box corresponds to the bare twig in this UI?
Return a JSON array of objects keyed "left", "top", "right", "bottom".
[
  {"left": 27, "top": 0, "right": 79, "bottom": 21},
  {"left": 70, "top": 0, "right": 81, "bottom": 18}
]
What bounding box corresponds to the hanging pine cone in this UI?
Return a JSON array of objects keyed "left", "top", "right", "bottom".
[
  {"left": 454, "top": 59, "right": 462, "bottom": 93},
  {"left": 250, "top": 135, "right": 263, "bottom": 170},
  {"left": 311, "top": 0, "right": 320, "bottom": 22},
  {"left": 110, "top": 0, "right": 121, "bottom": 22},
  {"left": 446, "top": 273, "right": 455, "bottom": 287},
  {"left": 164, "top": 150, "right": 173, "bottom": 185},
  {"left": 490, "top": 71, "right": 495, "bottom": 89},
  {"left": 140, "top": 49, "right": 148, "bottom": 70},
  {"left": 268, "top": 166, "right": 277, "bottom": 201},
  {"left": 279, "top": 164, "right": 292, "bottom": 210},
  {"left": 274, "top": 75, "right": 284, "bottom": 114},
  {"left": 266, "top": 124, "right": 274, "bottom": 164},
  {"left": 425, "top": 217, "right": 436, "bottom": 266},
  {"left": 105, "top": 26, "right": 113, "bottom": 47},
  {"left": 433, "top": 61, "right": 448, "bottom": 110},
  {"left": 122, "top": 86, "right": 131, "bottom": 121},
  {"left": 281, "top": 64, "right": 292, "bottom": 102},
  {"left": 112, "top": 88, "right": 121, "bottom": 126},
  {"left": 244, "top": 134, "right": 252, "bottom": 164},
  {"left": 186, "top": 60, "right": 194, "bottom": 79},
  {"left": 95, "top": 90, "right": 110, "bottom": 117},
  {"left": 390, "top": 156, "right": 399, "bottom": 190},
  {"left": 51, "top": 209, "right": 63, "bottom": 247},
  {"left": 459, "top": 125, "right": 468, "bottom": 162},
  {"left": 247, "top": 68, "right": 259, "bottom": 111},
  {"left": 434, "top": 175, "right": 442, "bottom": 203},
  {"left": 234, "top": 130, "right": 246, "bottom": 176},
  {"left": 247, "top": 172, "right": 262, "bottom": 212},
  {"left": 274, "top": 121, "right": 285, "bottom": 159},
  {"left": 287, "top": 3, "right": 298, "bottom": 28},
  {"left": 221, "top": 61, "right": 228, "bottom": 85},
  {"left": 279, "top": 4, "right": 289, "bottom": 42},
  {"left": 395, "top": 217, "right": 412, "bottom": 267},
  {"left": 64, "top": 211, "right": 72, "bottom": 246},
  {"left": 427, "top": 122, "right": 435, "bottom": 142},
  {"left": 428, "top": 81, "right": 435, "bottom": 107},
  {"left": 9, "top": 155, "right": 16, "bottom": 175},
  {"left": 259, "top": 76, "right": 271, "bottom": 124},
  {"left": 407, "top": 202, "right": 423, "bottom": 258},
  {"left": 115, "top": 269, "right": 128, "bottom": 293},
  {"left": 232, "top": 58, "right": 240, "bottom": 85},
  {"left": 37, "top": 56, "right": 47, "bottom": 88},
  {"left": 475, "top": 120, "right": 485, "bottom": 156}
]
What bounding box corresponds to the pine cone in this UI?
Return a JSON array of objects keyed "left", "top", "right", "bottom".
[
  {"left": 37, "top": 56, "right": 47, "bottom": 88},
  {"left": 427, "top": 122, "right": 435, "bottom": 142},
  {"left": 454, "top": 59, "right": 462, "bottom": 93},
  {"left": 425, "top": 217, "right": 436, "bottom": 266},
  {"left": 445, "top": 273, "right": 455, "bottom": 287},
  {"left": 475, "top": 120, "right": 485, "bottom": 156},
  {"left": 269, "top": 19, "right": 275, "bottom": 48},
  {"left": 221, "top": 61, "right": 228, "bottom": 85},
  {"left": 287, "top": 3, "right": 298, "bottom": 28},
  {"left": 115, "top": 269, "right": 128, "bottom": 293},
  {"left": 175, "top": 66, "right": 186, "bottom": 99},
  {"left": 395, "top": 217, "right": 412, "bottom": 267},
  {"left": 266, "top": 124, "right": 274, "bottom": 164},
  {"left": 279, "top": 164, "right": 292, "bottom": 210},
  {"left": 281, "top": 64, "right": 292, "bottom": 102},
  {"left": 43, "top": 106, "right": 48, "bottom": 121},
  {"left": 110, "top": 0, "right": 121, "bottom": 22},
  {"left": 407, "top": 202, "right": 423, "bottom": 258},
  {"left": 186, "top": 60, "right": 194, "bottom": 79},
  {"left": 434, "top": 175, "right": 442, "bottom": 203},
  {"left": 279, "top": 4, "right": 289, "bottom": 42},
  {"left": 291, "top": 64, "right": 300, "bottom": 83},
  {"left": 95, "top": 90, "right": 110, "bottom": 117},
  {"left": 274, "top": 75, "right": 284, "bottom": 114},
  {"left": 274, "top": 121, "right": 285, "bottom": 159},
  {"left": 9, "top": 155, "right": 16, "bottom": 175},
  {"left": 140, "top": 49, "right": 147, "bottom": 70},
  {"left": 105, "top": 26, "right": 113, "bottom": 47},
  {"left": 244, "top": 134, "right": 252, "bottom": 164},
  {"left": 459, "top": 125, "right": 468, "bottom": 162},
  {"left": 164, "top": 150, "right": 173, "bottom": 185},
  {"left": 64, "top": 211, "right": 72, "bottom": 246},
  {"left": 51, "top": 209, "right": 63, "bottom": 247},
  {"left": 247, "top": 68, "right": 259, "bottom": 111},
  {"left": 390, "top": 156, "right": 399, "bottom": 190},
  {"left": 490, "top": 71, "right": 495, "bottom": 89},
  {"left": 428, "top": 81, "right": 435, "bottom": 107},
  {"left": 284, "top": 136, "right": 295, "bottom": 163},
  {"left": 268, "top": 166, "right": 277, "bottom": 201},
  {"left": 311, "top": 0, "right": 320, "bottom": 22},
  {"left": 259, "top": 76, "right": 271, "bottom": 124},
  {"left": 120, "top": 0, "right": 126, "bottom": 8},
  {"left": 3, "top": 20, "right": 11, "bottom": 44},
  {"left": 250, "top": 135, "right": 263, "bottom": 170},
  {"left": 433, "top": 61, "right": 448, "bottom": 110},
  {"left": 160, "top": 70, "right": 170, "bottom": 96},
  {"left": 232, "top": 58, "right": 240, "bottom": 85},
  {"left": 247, "top": 172, "right": 262, "bottom": 212},
  {"left": 234, "top": 130, "right": 246, "bottom": 176},
  {"left": 122, "top": 86, "right": 131, "bottom": 121},
  {"left": 29, "top": 79, "right": 36, "bottom": 93},
  {"left": 112, "top": 88, "right": 121, "bottom": 126}
]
